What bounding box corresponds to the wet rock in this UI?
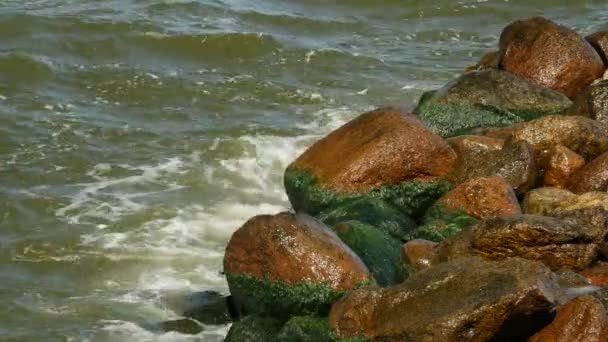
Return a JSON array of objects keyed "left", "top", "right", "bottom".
[
  {"left": 332, "top": 221, "right": 405, "bottom": 287},
  {"left": 435, "top": 208, "right": 608, "bottom": 270},
  {"left": 587, "top": 30, "right": 608, "bottom": 65},
  {"left": 568, "top": 152, "right": 608, "bottom": 193},
  {"left": 499, "top": 16, "right": 605, "bottom": 98},
  {"left": 285, "top": 107, "right": 455, "bottom": 217},
  {"left": 411, "top": 205, "right": 477, "bottom": 242},
  {"left": 179, "top": 291, "right": 237, "bottom": 325},
  {"left": 276, "top": 316, "right": 332, "bottom": 342},
  {"left": 330, "top": 257, "right": 561, "bottom": 341},
  {"left": 223, "top": 212, "right": 371, "bottom": 316},
  {"left": 446, "top": 135, "right": 504, "bottom": 155},
  {"left": 317, "top": 197, "right": 417, "bottom": 242},
  {"left": 523, "top": 187, "right": 608, "bottom": 215},
  {"left": 401, "top": 239, "right": 437, "bottom": 273},
  {"left": 556, "top": 269, "right": 590, "bottom": 288},
  {"left": 465, "top": 50, "right": 499, "bottom": 72},
  {"left": 582, "top": 262, "right": 608, "bottom": 286},
  {"left": 568, "top": 80, "right": 608, "bottom": 126},
  {"left": 508, "top": 115, "right": 608, "bottom": 161},
  {"left": 159, "top": 318, "right": 204, "bottom": 335},
  {"left": 540, "top": 145, "right": 586, "bottom": 188},
  {"left": 414, "top": 69, "right": 571, "bottom": 137},
  {"left": 435, "top": 176, "right": 521, "bottom": 219},
  {"left": 225, "top": 316, "right": 282, "bottom": 342},
  {"left": 466, "top": 126, "right": 514, "bottom": 140},
  {"left": 446, "top": 140, "right": 537, "bottom": 195},
  {"left": 529, "top": 295, "right": 608, "bottom": 342}
]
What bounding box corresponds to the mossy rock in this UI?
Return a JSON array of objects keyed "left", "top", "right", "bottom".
[
  {"left": 225, "top": 315, "right": 282, "bottom": 342},
  {"left": 276, "top": 316, "right": 332, "bottom": 342},
  {"left": 318, "top": 197, "right": 417, "bottom": 241},
  {"left": 410, "top": 205, "right": 477, "bottom": 242},
  {"left": 285, "top": 170, "right": 451, "bottom": 219},
  {"left": 333, "top": 221, "right": 406, "bottom": 286}
]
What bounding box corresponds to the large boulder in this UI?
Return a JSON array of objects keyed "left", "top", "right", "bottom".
[
  {"left": 523, "top": 187, "right": 608, "bottom": 215},
  {"left": 508, "top": 115, "right": 608, "bottom": 161},
  {"left": 330, "top": 257, "right": 562, "bottom": 341},
  {"left": 413, "top": 69, "right": 572, "bottom": 137},
  {"left": 587, "top": 30, "right": 608, "bottom": 65},
  {"left": 529, "top": 295, "right": 608, "bottom": 342},
  {"left": 568, "top": 152, "right": 608, "bottom": 193},
  {"left": 568, "top": 80, "right": 608, "bottom": 126},
  {"left": 223, "top": 212, "right": 372, "bottom": 316},
  {"left": 435, "top": 208, "right": 608, "bottom": 270},
  {"left": 285, "top": 107, "right": 455, "bottom": 217},
  {"left": 540, "top": 145, "right": 586, "bottom": 188},
  {"left": 499, "top": 17, "right": 605, "bottom": 99}
]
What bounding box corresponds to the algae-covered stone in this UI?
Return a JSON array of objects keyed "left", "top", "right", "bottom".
[
  {"left": 413, "top": 69, "right": 572, "bottom": 137},
  {"left": 412, "top": 205, "right": 477, "bottom": 242},
  {"left": 333, "top": 221, "right": 406, "bottom": 287},
  {"left": 225, "top": 316, "right": 282, "bottom": 342},
  {"left": 224, "top": 212, "right": 371, "bottom": 317},
  {"left": 276, "top": 316, "right": 332, "bottom": 342},
  {"left": 285, "top": 107, "right": 456, "bottom": 217},
  {"left": 318, "top": 197, "right": 416, "bottom": 241}
]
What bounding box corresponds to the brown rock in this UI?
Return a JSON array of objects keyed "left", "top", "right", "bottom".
[
  {"left": 436, "top": 176, "right": 521, "bottom": 219},
  {"left": 465, "top": 50, "right": 499, "bottom": 72},
  {"left": 466, "top": 126, "right": 514, "bottom": 140},
  {"left": 581, "top": 262, "right": 608, "bottom": 286},
  {"left": 446, "top": 140, "right": 537, "bottom": 195},
  {"left": 446, "top": 135, "right": 504, "bottom": 155},
  {"left": 569, "top": 80, "right": 608, "bottom": 126},
  {"left": 529, "top": 295, "right": 608, "bottom": 342},
  {"left": 587, "top": 30, "right": 608, "bottom": 65},
  {"left": 541, "top": 145, "right": 586, "bottom": 188},
  {"left": 401, "top": 239, "right": 438, "bottom": 273},
  {"left": 287, "top": 107, "right": 456, "bottom": 194},
  {"left": 522, "top": 187, "right": 578, "bottom": 215},
  {"left": 508, "top": 115, "right": 608, "bottom": 161},
  {"left": 568, "top": 152, "right": 608, "bottom": 193},
  {"left": 330, "top": 257, "right": 561, "bottom": 341},
  {"left": 499, "top": 17, "right": 605, "bottom": 98}
]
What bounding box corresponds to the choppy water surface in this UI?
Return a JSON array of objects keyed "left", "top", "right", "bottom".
[{"left": 1, "top": 0, "right": 608, "bottom": 340}]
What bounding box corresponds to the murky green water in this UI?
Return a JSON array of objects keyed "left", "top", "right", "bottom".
[{"left": 1, "top": 1, "right": 607, "bottom": 341}]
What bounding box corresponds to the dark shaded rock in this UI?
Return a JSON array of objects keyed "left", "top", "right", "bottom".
[
  {"left": 508, "top": 115, "right": 608, "bottom": 161},
  {"left": 555, "top": 269, "right": 590, "bottom": 288},
  {"left": 568, "top": 152, "right": 608, "bottom": 193},
  {"left": 466, "top": 126, "right": 514, "bottom": 140},
  {"left": 224, "top": 212, "right": 371, "bottom": 317},
  {"left": 587, "top": 30, "right": 608, "bottom": 65},
  {"left": 330, "top": 257, "right": 561, "bottom": 341},
  {"left": 413, "top": 69, "right": 571, "bottom": 137},
  {"left": 225, "top": 316, "right": 282, "bottom": 342},
  {"left": 333, "top": 221, "right": 405, "bottom": 287},
  {"left": 581, "top": 262, "right": 608, "bottom": 286},
  {"left": 446, "top": 140, "right": 537, "bottom": 195},
  {"left": 523, "top": 188, "right": 608, "bottom": 215},
  {"left": 446, "top": 135, "right": 504, "bottom": 155},
  {"left": 465, "top": 50, "right": 499, "bottom": 72},
  {"left": 159, "top": 318, "right": 204, "bottom": 335},
  {"left": 540, "top": 145, "right": 586, "bottom": 188},
  {"left": 413, "top": 205, "right": 477, "bottom": 242},
  {"left": 401, "top": 239, "right": 437, "bottom": 273},
  {"left": 285, "top": 107, "right": 455, "bottom": 217},
  {"left": 499, "top": 16, "right": 605, "bottom": 98},
  {"left": 317, "top": 197, "right": 416, "bottom": 242},
  {"left": 529, "top": 295, "right": 608, "bottom": 342},
  {"left": 568, "top": 80, "right": 608, "bottom": 126},
  {"left": 179, "top": 291, "right": 236, "bottom": 325},
  {"left": 276, "top": 316, "right": 332, "bottom": 342}
]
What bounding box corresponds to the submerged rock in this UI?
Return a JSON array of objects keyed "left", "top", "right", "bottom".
[
  {"left": 180, "top": 291, "right": 236, "bottom": 325},
  {"left": 540, "top": 145, "right": 586, "bottom": 188},
  {"left": 223, "top": 212, "right": 371, "bottom": 317},
  {"left": 330, "top": 257, "right": 561, "bottom": 341},
  {"left": 285, "top": 107, "right": 455, "bottom": 217},
  {"left": 568, "top": 152, "right": 608, "bottom": 193},
  {"left": 529, "top": 295, "right": 608, "bottom": 342},
  {"left": 413, "top": 69, "right": 571, "bottom": 137},
  {"left": 159, "top": 318, "right": 204, "bottom": 335},
  {"left": 499, "top": 16, "right": 604, "bottom": 98}
]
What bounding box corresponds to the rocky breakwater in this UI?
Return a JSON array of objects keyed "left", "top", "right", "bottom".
[{"left": 162, "top": 16, "right": 608, "bottom": 341}]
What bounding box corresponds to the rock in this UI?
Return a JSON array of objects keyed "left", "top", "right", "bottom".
[
  {"left": 466, "top": 126, "right": 514, "bottom": 140},
  {"left": 541, "top": 145, "right": 586, "bottom": 188},
  {"left": 317, "top": 197, "right": 417, "bottom": 242},
  {"left": 568, "top": 80, "right": 608, "bottom": 126},
  {"left": 556, "top": 269, "right": 590, "bottom": 288},
  {"left": 587, "top": 30, "right": 608, "bottom": 65},
  {"left": 499, "top": 16, "right": 605, "bottom": 98},
  {"left": 568, "top": 152, "right": 608, "bottom": 193},
  {"left": 225, "top": 316, "right": 282, "bottom": 342},
  {"left": 523, "top": 187, "right": 608, "bottom": 215},
  {"left": 276, "top": 316, "right": 332, "bottom": 342},
  {"left": 179, "top": 291, "right": 237, "bottom": 325},
  {"left": 332, "top": 221, "right": 405, "bottom": 287},
  {"left": 446, "top": 140, "right": 537, "bottom": 195},
  {"left": 508, "top": 115, "right": 608, "bottom": 161},
  {"left": 529, "top": 295, "right": 608, "bottom": 342},
  {"left": 413, "top": 69, "right": 572, "bottom": 137},
  {"left": 285, "top": 107, "right": 455, "bottom": 217},
  {"left": 465, "top": 50, "right": 499, "bottom": 72},
  {"left": 446, "top": 135, "right": 504, "bottom": 155},
  {"left": 411, "top": 205, "right": 477, "bottom": 242},
  {"left": 159, "top": 318, "right": 204, "bottom": 335},
  {"left": 401, "top": 239, "right": 438, "bottom": 273},
  {"left": 435, "top": 176, "right": 521, "bottom": 219},
  {"left": 582, "top": 262, "right": 608, "bottom": 286},
  {"left": 435, "top": 208, "right": 608, "bottom": 270},
  {"left": 330, "top": 257, "right": 561, "bottom": 341},
  {"left": 224, "top": 212, "right": 372, "bottom": 316}
]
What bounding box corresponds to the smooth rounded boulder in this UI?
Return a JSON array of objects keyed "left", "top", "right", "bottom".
[
  {"left": 223, "top": 212, "right": 371, "bottom": 316},
  {"left": 499, "top": 17, "right": 605, "bottom": 98},
  {"left": 285, "top": 107, "right": 455, "bottom": 217}
]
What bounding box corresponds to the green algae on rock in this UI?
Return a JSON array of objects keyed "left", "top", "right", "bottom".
[
  {"left": 276, "top": 316, "right": 333, "bottom": 342},
  {"left": 411, "top": 205, "right": 477, "bottom": 242},
  {"left": 225, "top": 315, "right": 282, "bottom": 342},
  {"left": 333, "top": 221, "right": 406, "bottom": 287}
]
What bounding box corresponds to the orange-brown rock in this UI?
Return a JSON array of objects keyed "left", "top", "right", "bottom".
[
  {"left": 587, "top": 30, "right": 608, "bottom": 65},
  {"left": 446, "top": 135, "right": 504, "bottom": 156},
  {"left": 499, "top": 17, "right": 605, "bottom": 98},
  {"left": 541, "top": 145, "right": 586, "bottom": 188},
  {"left": 466, "top": 126, "right": 514, "bottom": 140},
  {"left": 401, "top": 239, "right": 438, "bottom": 273},
  {"left": 436, "top": 176, "right": 521, "bottom": 220},
  {"left": 568, "top": 152, "right": 608, "bottom": 194},
  {"left": 581, "top": 262, "right": 608, "bottom": 286},
  {"left": 529, "top": 295, "right": 608, "bottom": 342},
  {"left": 465, "top": 50, "right": 499, "bottom": 72}
]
